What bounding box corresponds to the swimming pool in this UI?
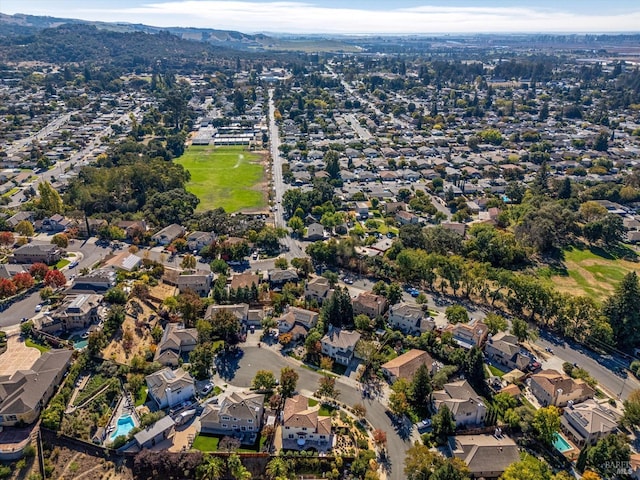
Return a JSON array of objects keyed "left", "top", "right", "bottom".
[
  {"left": 73, "top": 339, "right": 88, "bottom": 350},
  {"left": 110, "top": 414, "right": 135, "bottom": 441},
  {"left": 552, "top": 432, "right": 572, "bottom": 453}
]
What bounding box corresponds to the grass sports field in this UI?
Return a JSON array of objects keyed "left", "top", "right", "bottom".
[
  {"left": 547, "top": 245, "right": 640, "bottom": 301},
  {"left": 176, "top": 145, "right": 266, "bottom": 213}
]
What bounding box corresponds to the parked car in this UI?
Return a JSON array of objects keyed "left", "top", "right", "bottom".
[{"left": 35, "top": 304, "right": 42, "bottom": 312}]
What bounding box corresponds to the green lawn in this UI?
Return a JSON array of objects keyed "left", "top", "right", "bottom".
[
  {"left": 549, "top": 246, "right": 640, "bottom": 301},
  {"left": 487, "top": 364, "right": 505, "bottom": 377},
  {"left": 54, "top": 258, "right": 70, "bottom": 269},
  {"left": 192, "top": 434, "right": 220, "bottom": 452},
  {"left": 25, "top": 338, "right": 50, "bottom": 354},
  {"left": 318, "top": 404, "right": 337, "bottom": 417},
  {"left": 175, "top": 145, "right": 266, "bottom": 213},
  {"left": 308, "top": 398, "right": 319, "bottom": 407},
  {"left": 135, "top": 386, "right": 148, "bottom": 406}
]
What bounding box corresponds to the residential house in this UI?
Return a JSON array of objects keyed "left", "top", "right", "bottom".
[
  {"left": 134, "top": 415, "right": 176, "bottom": 449},
  {"left": 484, "top": 332, "right": 532, "bottom": 371},
  {"left": 145, "top": 367, "right": 195, "bottom": 409},
  {"left": 396, "top": 210, "right": 420, "bottom": 225},
  {"left": 269, "top": 269, "right": 299, "bottom": 288},
  {"left": 103, "top": 251, "right": 142, "bottom": 272},
  {"left": 561, "top": 399, "right": 620, "bottom": 447},
  {"left": 205, "top": 303, "right": 249, "bottom": 323},
  {"left": 0, "top": 349, "right": 73, "bottom": 426},
  {"left": 281, "top": 394, "right": 333, "bottom": 451},
  {"left": 306, "top": 223, "right": 325, "bottom": 241},
  {"left": 433, "top": 380, "right": 487, "bottom": 427},
  {"left": 38, "top": 214, "right": 74, "bottom": 233},
  {"left": 200, "top": 391, "right": 264, "bottom": 442},
  {"left": 304, "top": 276, "right": 333, "bottom": 305},
  {"left": 116, "top": 220, "right": 147, "bottom": 240},
  {"left": 529, "top": 369, "right": 595, "bottom": 407},
  {"left": 12, "top": 243, "right": 64, "bottom": 265},
  {"left": 70, "top": 270, "right": 116, "bottom": 292},
  {"left": 440, "top": 222, "right": 467, "bottom": 237},
  {"left": 321, "top": 328, "right": 361, "bottom": 366},
  {"left": 186, "top": 231, "right": 215, "bottom": 251},
  {"left": 151, "top": 224, "right": 185, "bottom": 246},
  {"left": 163, "top": 268, "right": 212, "bottom": 296},
  {"left": 0, "top": 264, "right": 28, "bottom": 280},
  {"left": 352, "top": 291, "right": 387, "bottom": 318},
  {"left": 276, "top": 306, "right": 319, "bottom": 341},
  {"left": 445, "top": 320, "right": 489, "bottom": 349},
  {"left": 45, "top": 293, "right": 102, "bottom": 332},
  {"left": 447, "top": 433, "right": 520, "bottom": 479},
  {"left": 387, "top": 302, "right": 435, "bottom": 335},
  {"left": 230, "top": 272, "right": 260, "bottom": 292},
  {"left": 355, "top": 202, "right": 369, "bottom": 219},
  {"left": 381, "top": 349, "right": 436, "bottom": 383},
  {"left": 154, "top": 323, "right": 198, "bottom": 367},
  {"left": 6, "top": 211, "right": 33, "bottom": 229}
]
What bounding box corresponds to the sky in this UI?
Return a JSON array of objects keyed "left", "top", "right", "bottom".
[{"left": 2, "top": 0, "right": 640, "bottom": 34}]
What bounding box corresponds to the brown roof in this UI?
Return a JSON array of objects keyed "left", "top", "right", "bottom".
[
  {"left": 283, "top": 394, "right": 331, "bottom": 435},
  {"left": 531, "top": 369, "right": 594, "bottom": 398},
  {"left": 230, "top": 272, "right": 260, "bottom": 290},
  {"left": 381, "top": 349, "right": 434, "bottom": 380}
]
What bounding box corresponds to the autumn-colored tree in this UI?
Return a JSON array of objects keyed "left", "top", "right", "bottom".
[
  {"left": 373, "top": 429, "right": 387, "bottom": 448},
  {"left": 51, "top": 233, "right": 69, "bottom": 248},
  {"left": 320, "top": 356, "right": 334, "bottom": 371},
  {"left": 0, "top": 231, "right": 14, "bottom": 246},
  {"left": 278, "top": 332, "right": 293, "bottom": 346},
  {"left": 44, "top": 269, "right": 67, "bottom": 288},
  {"left": 0, "top": 278, "right": 17, "bottom": 298},
  {"left": 12, "top": 272, "right": 34, "bottom": 291},
  {"left": 353, "top": 403, "right": 367, "bottom": 419},
  {"left": 29, "top": 262, "right": 49, "bottom": 281},
  {"left": 581, "top": 472, "right": 601, "bottom": 480}
]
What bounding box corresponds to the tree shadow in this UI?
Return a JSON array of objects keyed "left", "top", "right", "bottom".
[{"left": 214, "top": 351, "right": 242, "bottom": 381}]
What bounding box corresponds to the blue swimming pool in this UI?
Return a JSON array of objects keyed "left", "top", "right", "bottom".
[
  {"left": 552, "top": 432, "right": 572, "bottom": 453},
  {"left": 110, "top": 414, "right": 135, "bottom": 441}
]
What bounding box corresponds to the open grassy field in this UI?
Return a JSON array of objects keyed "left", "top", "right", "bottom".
[
  {"left": 547, "top": 245, "right": 640, "bottom": 302},
  {"left": 175, "top": 145, "right": 266, "bottom": 213}
]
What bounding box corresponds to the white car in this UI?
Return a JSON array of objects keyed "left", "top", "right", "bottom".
[{"left": 35, "top": 304, "right": 42, "bottom": 312}]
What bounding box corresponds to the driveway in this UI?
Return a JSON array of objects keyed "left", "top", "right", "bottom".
[
  {"left": 214, "top": 346, "right": 412, "bottom": 480},
  {"left": 0, "top": 333, "right": 41, "bottom": 376}
]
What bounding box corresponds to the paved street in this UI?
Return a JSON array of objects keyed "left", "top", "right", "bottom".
[{"left": 214, "top": 345, "right": 412, "bottom": 480}]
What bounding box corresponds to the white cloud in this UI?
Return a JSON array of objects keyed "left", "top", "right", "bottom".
[{"left": 11, "top": 1, "right": 640, "bottom": 33}]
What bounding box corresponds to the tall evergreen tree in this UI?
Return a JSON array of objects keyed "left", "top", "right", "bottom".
[
  {"left": 409, "top": 364, "right": 432, "bottom": 407},
  {"left": 603, "top": 272, "right": 640, "bottom": 348}
]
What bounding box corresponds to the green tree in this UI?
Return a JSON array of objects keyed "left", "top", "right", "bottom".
[
  {"left": 38, "top": 181, "right": 64, "bottom": 214},
  {"left": 15, "top": 220, "right": 34, "bottom": 237},
  {"left": 386, "top": 282, "right": 403, "bottom": 305},
  {"left": 463, "top": 347, "right": 486, "bottom": 392},
  {"left": 317, "top": 374, "right": 340, "bottom": 400},
  {"left": 586, "top": 434, "right": 631, "bottom": 478},
  {"left": 409, "top": 363, "right": 432, "bottom": 409},
  {"left": 321, "top": 286, "right": 353, "bottom": 327},
  {"left": 51, "top": 233, "right": 69, "bottom": 248},
  {"left": 500, "top": 453, "right": 553, "bottom": 480},
  {"left": 197, "top": 454, "right": 225, "bottom": 480},
  {"left": 189, "top": 343, "right": 215, "bottom": 380},
  {"left": 445, "top": 305, "right": 469, "bottom": 324},
  {"left": 603, "top": 271, "right": 640, "bottom": 348},
  {"left": 265, "top": 457, "right": 292, "bottom": 480},
  {"left": 181, "top": 254, "right": 196, "bottom": 271},
  {"left": 324, "top": 150, "right": 341, "bottom": 180},
  {"left": 252, "top": 370, "right": 277, "bottom": 391},
  {"left": 288, "top": 216, "right": 305, "bottom": 236},
  {"left": 388, "top": 391, "right": 410, "bottom": 417},
  {"left": 432, "top": 404, "right": 456, "bottom": 443},
  {"left": 227, "top": 453, "right": 251, "bottom": 480},
  {"left": 485, "top": 313, "right": 508, "bottom": 335},
  {"left": 280, "top": 367, "right": 298, "bottom": 398},
  {"left": 532, "top": 406, "right": 561, "bottom": 446},
  {"left": 623, "top": 389, "right": 640, "bottom": 428},
  {"left": 510, "top": 318, "right": 532, "bottom": 343}
]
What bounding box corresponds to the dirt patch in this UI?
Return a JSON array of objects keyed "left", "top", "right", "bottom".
[
  {"left": 102, "top": 300, "right": 160, "bottom": 365},
  {"left": 41, "top": 445, "right": 133, "bottom": 480}
]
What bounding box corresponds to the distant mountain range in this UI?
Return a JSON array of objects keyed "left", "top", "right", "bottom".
[{"left": 0, "top": 13, "right": 360, "bottom": 53}]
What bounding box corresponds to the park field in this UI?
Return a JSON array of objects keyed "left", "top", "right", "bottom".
[
  {"left": 547, "top": 246, "right": 640, "bottom": 302},
  {"left": 175, "top": 145, "right": 266, "bottom": 213}
]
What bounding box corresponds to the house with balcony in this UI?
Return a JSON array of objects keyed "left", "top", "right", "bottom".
[
  {"left": 529, "top": 369, "right": 595, "bottom": 407},
  {"left": 387, "top": 302, "right": 435, "bottom": 336},
  {"left": 145, "top": 367, "right": 195, "bottom": 409},
  {"left": 200, "top": 391, "right": 264, "bottom": 443},
  {"left": 281, "top": 394, "right": 333, "bottom": 451},
  {"left": 433, "top": 380, "right": 487, "bottom": 427},
  {"left": 36, "top": 293, "right": 103, "bottom": 334},
  {"left": 561, "top": 399, "right": 620, "bottom": 447},
  {"left": 154, "top": 323, "right": 198, "bottom": 367},
  {"left": 352, "top": 291, "right": 387, "bottom": 319},
  {"left": 445, "top": 319, "right": 489, "bottom": 349},
  {"left": 321, "top": 328, "right": 361, "bottom": 366},
  {"left": 304, "top": 276, "right": 333, "bottom": 305},
  {"left": 484, "top": 332, "right": 532, "bottom": 372}
]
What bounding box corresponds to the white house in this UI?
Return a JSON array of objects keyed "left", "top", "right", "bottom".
[{"left": 145, "top": 367, "right": 195, "bottom": 409}]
